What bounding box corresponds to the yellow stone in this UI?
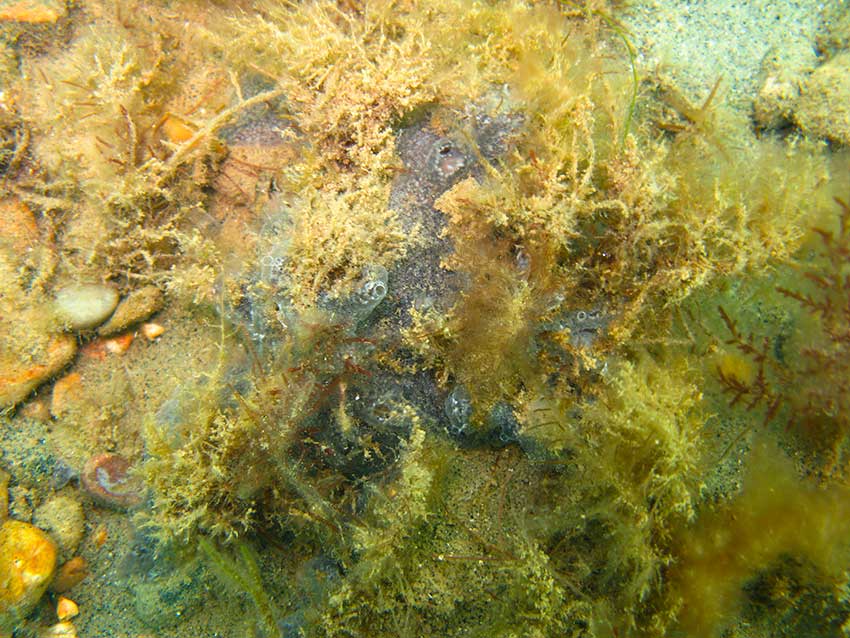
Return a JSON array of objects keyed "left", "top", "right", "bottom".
[
  {"left": 0, "top": 520, "right": 57, "bottom": 631},
  {"left": 55, "top": 596, "right": 78, "bottom": 621}
]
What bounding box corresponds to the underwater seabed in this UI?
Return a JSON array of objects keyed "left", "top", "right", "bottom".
[{"left": 1, "top": 0, "right": 850, "bottom": 637}]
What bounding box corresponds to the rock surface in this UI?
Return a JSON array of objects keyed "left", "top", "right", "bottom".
[
  {"left": 98, "top": 285, "right": 164, "bottom": 336},
  {"left": 752, "top": 51, "right": 805, "bottom": 131},
  {"left": 794, "top": 52, "right": 850, "bottom": 145}
]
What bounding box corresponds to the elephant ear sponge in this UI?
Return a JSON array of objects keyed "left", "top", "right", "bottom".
[{"left": 0, "top": 520, "right": 58, "bottom": 631}]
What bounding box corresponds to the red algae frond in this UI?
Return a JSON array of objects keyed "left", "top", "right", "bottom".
[{"left": 714, "top": 197, "right": 850, "bottom": 462}]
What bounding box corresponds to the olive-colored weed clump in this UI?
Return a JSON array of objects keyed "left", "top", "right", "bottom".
[{"left": 134, "top": 1, "right": 849, "bottom": 636}]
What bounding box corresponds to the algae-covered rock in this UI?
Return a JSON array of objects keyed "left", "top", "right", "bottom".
[
  {"left": 130, "top": 562, "right": 207, "bottom": 629},
  {"left": 98, "top": 285, "right": 164, "bottom": 336},
  {"left": 32, "top": 495, "right": 84, "bottom": 563},
  {"left": 0, "top": 334, "right": 77, "bottom": 408},
  {"left": 752, "top": 50, "right": 805, "bottom": 132},
  {"left": 817, "top": 5, "right": 850, "bottom": 58},
  {"left": 0, "top": 519, "right": 57, "bottom": 631},
  {"left": 794, "top": 52, "right": 850, "bottom": 145}
]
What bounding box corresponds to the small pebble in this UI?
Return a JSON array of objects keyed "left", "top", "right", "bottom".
[
  {"left": 104, "top": 333, "right": 134, "bottom": 355},
  {"left": 141, "top": 322, "right": 165, "bottom": 340},
  {"left": 54, "top": 284, "right": 119, "bottom": 331},
  {"left": 80, "top": 335, "right": 132, "bottom": 360},
  {"left": 98, "top": 286, "right": 164, "bottom": 336},
  {"left": 50, "top": 556, "right": 87, "bottom": 594},
  {"left": 39, "top": 621, "right": 77, "bottom": 638},
  {"left": 56, "top": 596, "right": 78, "bottom": 621}
]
